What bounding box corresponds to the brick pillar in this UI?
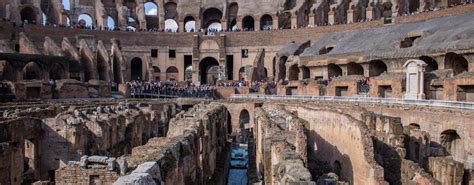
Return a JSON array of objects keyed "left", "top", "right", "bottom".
[
  {"left": 221, "top": 19, "right": 227, "bottom": 31},
  {"left": 255, "top": 20, "right": 260, "bottom": 31}
]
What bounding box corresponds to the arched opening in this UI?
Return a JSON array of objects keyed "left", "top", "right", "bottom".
[
  {"left": 408, "top": 0, "right": 420, "bottom": 14},
  {"left": 145, "top": 2, "right": 159, "bottom": 29},
  {"left": 128, "top": 17, "right": 137, "bottom": 31},
  {"left": 409, "top": 123, "right": 421, "bottom": 129},
  {"left": 199, "top": 57, "right": 220, "bottom": 84},
  {"left": 302, "top": 66, "right": 310, "bottom": 79},
  {"left": 166, "top": 66, "right": 178, "bottom": 81},
  {"left": 21, "top": 7, "right": 37, "bottom": 24},
  {"left": 328, "top": 63, "right": 343, "bottom": 78},
  {"left": 227, "top": 110, "right": 232, "bottom": 135},
  {"left": 145, "top": 2, "right": 158, "bottom": 16},
  {"left": 207, "top": 22, "right": 222, "bottom": 32},
  {"left": 202, "top": 8, "right": 223, "bottom": 29},
  {"left": 227, "top": 3, "right": 239, "bottom": 30},
  {"left": 165, "top": 19, "right": 178, "bottom": 32},
  {"left": 369, "top": 60, "right": 387, "bottom": 77},
  {"left": 260, "top": 14, "right": 273, "bottom": 30},
  {"left": 130, "top": 58, "right": 143, "bottom": 81},
  {"left": 164, "top": 2, "right": 177, "bottom": 20},
  {"left": 23, "top": 62, "right": 42, "bottom": 80},
  {"left": 347, "top": 62, "right": 364, "bottom": 76},
  {"left": 242, "top": 16, "right": 255, "bottom": 31},
  {"left": 289, "top": 64, "right": 299, "bottom": 81},
  {"left": 97, "top": 54, "right": 110, "bottom": 81},
  {"left": 184, "top": 16, "right": 196, "bottom": 32},
  {"left": 239, "top": 67, "right": 246, "bottom": 81},
  {"left": 207, "top": 66, "right": 220, "bottom": 85},
  {"left": 185, "top": 65, "right": 192, "bottom": 82},
  {"left": 62, "top": 0, "right": 71, "bottom": 10},
  {"left": 319, "top": 46, "right": 334, "bottom": 55},
  {"left": 49, "top": 63, "right": 65, "bottom": 80},
  {"left": 440, "top": 130, "right": 462, "bottom": 159},
  {"left": 239, "top": 109, "right": 250, "bottom": 143},
  {"left": 152, "top": 66, "right": 160, "bottom": 81},
  {"left": 278, "top": 12, "right": 292, "bottom": 29},
  {"left": 113, "top": 55, "right": 123, "bottom": 83},
  {"left": 107, "top": 16, "right": 116, "bottom": 29},
  {"left": 1, "top": 61, "right": 17, "bottom": 81},
  {"left": 333, "top": 160, "right": 342, "bottom": 177},
  {"left": 278, "top": 56, "right": 288, "bottom": 81},
  {"left": 445, "top": 52, "right": 468, "bottom": 75},
  {"left": 78, "top": 14, "right": 93, "bottom": 27},
  {"left": 419, "top": 56, "right": 438, "bottom": 72}
]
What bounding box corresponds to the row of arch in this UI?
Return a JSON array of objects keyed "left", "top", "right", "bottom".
[
  {"left": 278, "top": 52, "right": 469, "bottom": 81},
  {"left": 2, "top": 61, "right": 67, "bottom": 81}
]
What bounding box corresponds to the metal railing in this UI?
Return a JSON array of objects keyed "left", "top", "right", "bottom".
[{"left": 230, "top": 94, "right": 474, "bottom": 110}]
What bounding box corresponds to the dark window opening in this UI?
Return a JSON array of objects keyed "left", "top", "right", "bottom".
[
  {"left": 169, "top": 50, "right": 176, "bottom": 58},
  {"left": 151, "top": 49, "right": 158, "bottom": 58},
  {"left": 226, "top": 55, "right": 234, "bottom": 80},
  {"left": 400, "top": 36, "right": 421, "bottom": 48},
  {"left": 319, "top": 46, "right": 334, "bottom": 55}
]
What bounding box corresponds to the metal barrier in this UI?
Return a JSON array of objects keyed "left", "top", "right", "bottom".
[{"left": 230, "top": 94, "right": 474, "bottom": 110}]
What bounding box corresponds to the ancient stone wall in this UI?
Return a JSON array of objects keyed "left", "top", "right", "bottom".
[
  {"left": 254, "top": 105, "right": 314, "bottom": 184},
  {"left": 115, "top": 103, "right": 230, "bottom": 185}
]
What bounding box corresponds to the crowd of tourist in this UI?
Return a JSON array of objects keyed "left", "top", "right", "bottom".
[
  {"left": 127, "top": 81, "right": 216, "bottom": 98},
  {"left": 3, "top": 1, "right": 470, "bottom": 35}
]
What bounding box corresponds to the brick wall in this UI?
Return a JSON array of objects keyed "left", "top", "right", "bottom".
[{"left": 55, "top": 166, "right": 120, "bottom": 184}]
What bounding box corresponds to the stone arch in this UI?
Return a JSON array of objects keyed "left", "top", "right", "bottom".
[
  {"left": 260, "top": 14, "right": 273, "bottom": 30},
  {"left": 334, "top": 160, "right": 342, "bottom": 177},
  {"left": 107, "top": 16, "right": 116, "bottom": 29},
  {"left": 347, "top": 62, "right": 364, "bottom": 75},
  {"left": 227, "top": 3, "right": 239, "bottom": 30},
  {"left": 130, "top": 57, "right": 143, "bottom": 81},
  {"left": 239, "top": 109, "right": 250, "bottom": 128},
  {"left": 242, "top": 16, "right": 255, "bottom": 31},
  {"left": 164, "top": 2, "right": 178, "bottom": 21},
  {"left": 166, "top": 66, "right": 178, "bottom": 81},
  {"left": 23, "top": 62, "right": 42, "bottom": 80},
  {"left": 128, "top": 16, "right": 138, "bottom": 30},
  {"left": 440, "top": 129, "right": 463, "bottom": 160},
  {"left": 97, "top": 53, "right": 110, "bottom": 81},
  {"left": 1, "top": 60, "right": 17, "bottom": 81},
  {"left": 145, "top": 2, "right": 158, "bottom": 16},
  {"left": 199, "top": 57, "right": 220, "bottom": 84},
  {"left": 302, "top": 66, "right": 310, "bottom": 79},
  {"left": 278, "top": 12, "right": 292, "bottom": 29},
  {"left": 49, "top": 63, "right": 65, "bottom": 80},
  {"left": 184, "top": 16, "right": 196, "bottom": 32},
  {"left": 369, "top": 60, "right": 387, "bottom": 77},
  {"left": 289, "top": 64, "right": 300, "bottom": 81},
  {"left": 21, "top": 7, "right": 37, "bottom": 23},
  {"left": 328, "top": 63, "right": 342, "bottom": 78},
  {"left": 419, "top": 56, "right": 438, "bottom": 72},
  {"left": 444, "top": 52, "right": 468, "bottom": 75},
  {"left": 202, "top": 8, "right": 223, "bottom": 29},
  {"left": 78, "top": 13, "right": 93, "bottom": 27},
  {"left": 165, "top": 19, "right": 178, "bottom": 32},
  {"left": 408, "top": 0, "right": 420, "bottom": 14},
  {"left": 278, "top": 56, "right": 288, "bottom": 81}
]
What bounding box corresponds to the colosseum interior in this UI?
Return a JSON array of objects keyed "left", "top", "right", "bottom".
[{"left": 0, "top": 0, "right": 474, "bottom": 185}]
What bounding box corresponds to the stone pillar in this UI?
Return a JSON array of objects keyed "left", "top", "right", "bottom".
[
  {"left": 328, "top": 10, "right": 336, "bottom": 25},
  {"left": 362, "top": 63, "right": 370, "bottom": 77},
  {"left": 291, "top": 15, "right": 298, "bottom": 29},
  {"left": 341, "top": 65, "right": 348, "bottom": 76},
  {"left": 347, "top": 8, "right": 356, "bottom": 23},
  {"left": 272, "top": 15, "right": 279, "bottom": 29},
  {"left": 403, "top": 59, "right": 427, "bottom": 100},
  {"left": 308, "top": 13, "right": 315, "bottom": 26},
  {"left": 195, "top": 19, "right": 201, "bottom": 30},
  {"left": 179, "top": 20, "right": 184, "bottom": 32},
  {"left": 366, "top": 5, "right": 376, "bottom": 21},
  {"left": 255, "top": 20, "right": 260, "bottom": 31}
]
